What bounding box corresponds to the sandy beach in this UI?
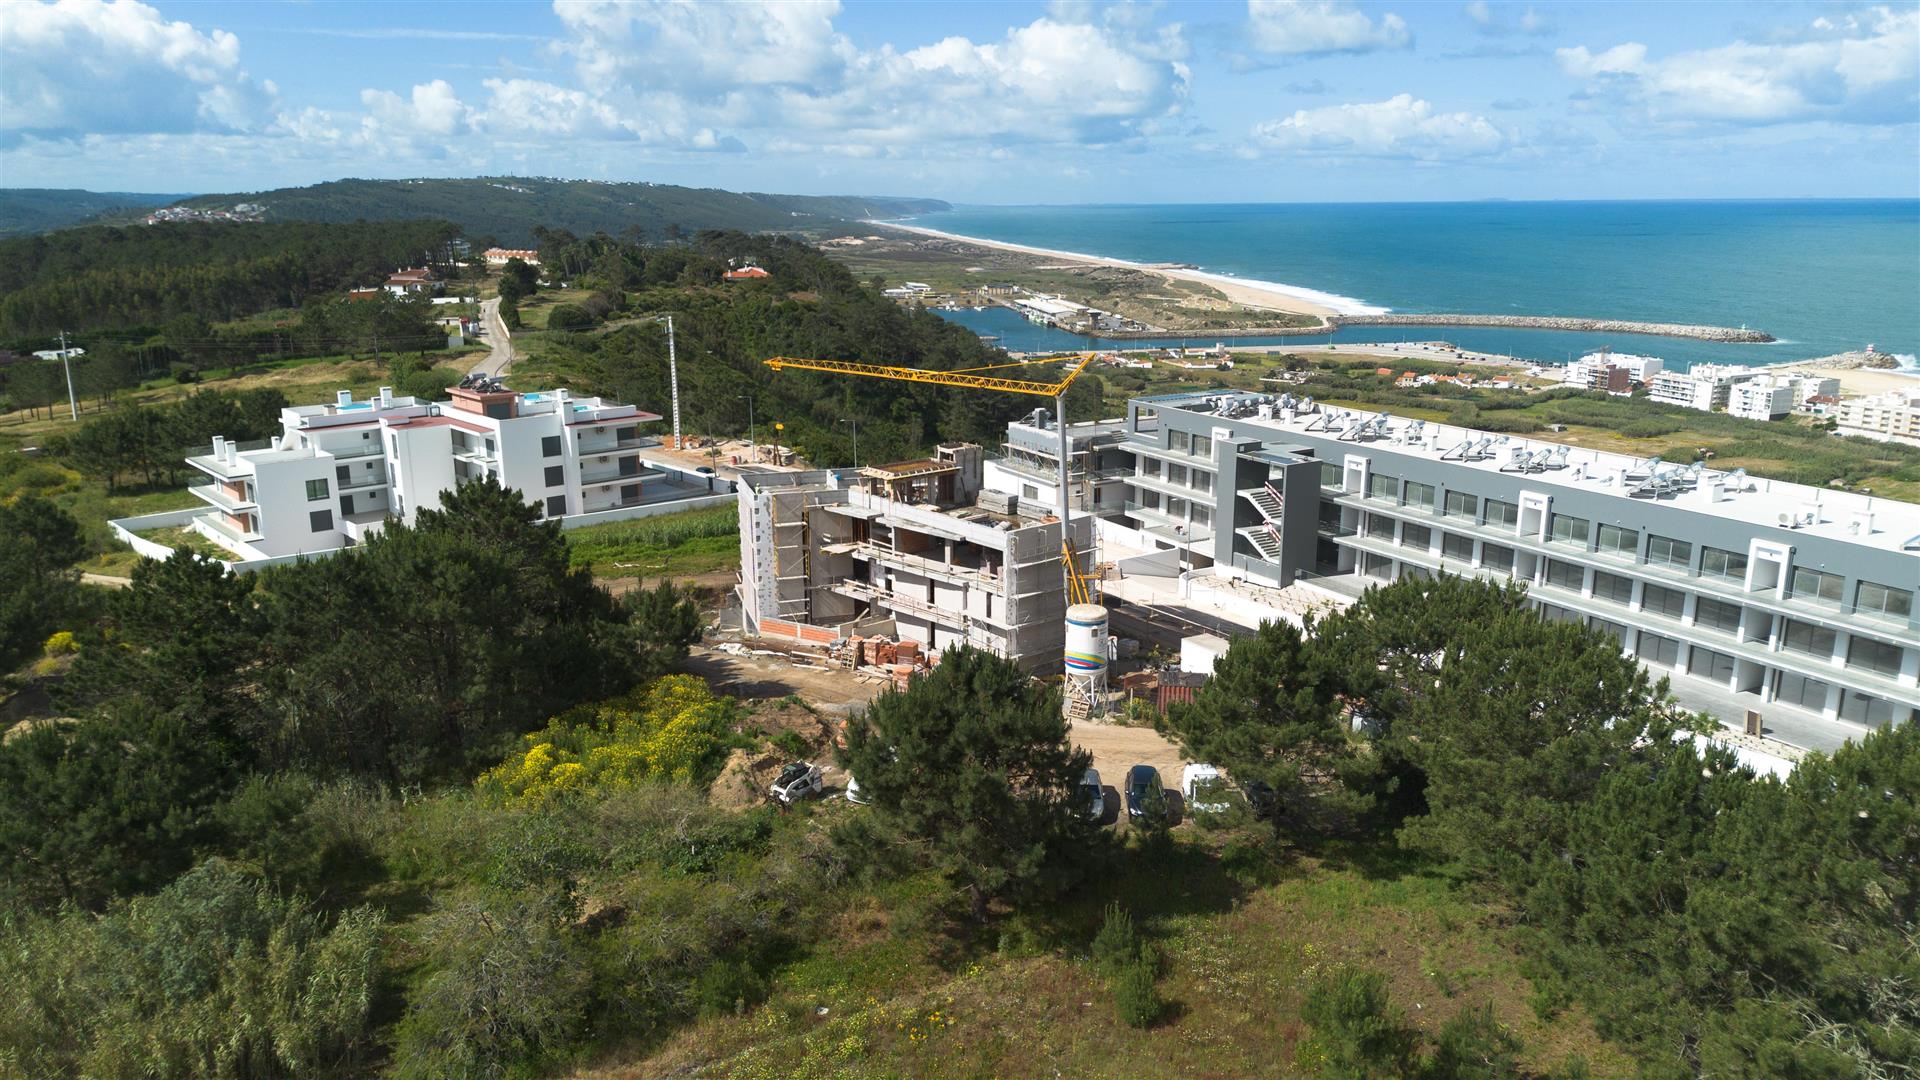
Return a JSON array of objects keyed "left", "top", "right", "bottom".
[
  {"left": 870, "top": 220, "right": 1363, "bottom": 320},
  {"left": 1764, "top": 356, "right": 1920, "bottom": 397}
]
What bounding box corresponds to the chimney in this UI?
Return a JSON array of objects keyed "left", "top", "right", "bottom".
[
  {"left": 336, "top": 390, "right": 353, "bottom": 407},
  {"left": 225, "top": 440, "right": 238, "bottom": 465},
  {"left": 212, "top": 436, "right": 226, "bottom": 457},
  {"left": 379, "top": 386, "right": 393, "bottom": 407}
]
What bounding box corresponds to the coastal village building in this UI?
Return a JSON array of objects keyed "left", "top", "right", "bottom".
[
  {"left": 383, "top": 268, "right": 439, "bottom": 297},
  {"left": 1726, "top": 378, "right": 1798, "bottom": 422},
  {"left": 982, "top": 408, "right": 1135, "bottom": 516},
  {"left": 483, "top": 248, "right": 540, "bottom": 266},
  {"left": 1836, "top": 388, "right": 1920, "bottom": 447},
  {"left": 723, "top": 266, "right": 771, "bottom": 281},
  {"left": 735, "top": 443, "right": 1089, "bottom": 673},
  {"left": 1649, "top": 364, "right": 1751, "bottom": 411},
  {"left": 1087, "top": 389, "right": 1917, "bottom": 744},
  {"left": 1561, "top": 352, "right": 1663, "bottom": 395},
  {"left": 186, "top": 383, "right": 687, "bottom": 560}
]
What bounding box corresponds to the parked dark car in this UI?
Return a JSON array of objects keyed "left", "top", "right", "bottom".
[{"left": 1124, "top": 764, "right": 1164, "bottom": 822}]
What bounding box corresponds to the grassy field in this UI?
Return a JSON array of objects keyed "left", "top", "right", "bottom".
[
  {"left": 585, "top": 829, "right": 1629, "bottom": 1079},
  {"left": 565, "top": 506, "right": 740, "bottom": 580}
]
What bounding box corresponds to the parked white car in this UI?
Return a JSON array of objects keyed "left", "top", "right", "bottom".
[
  {"left": 771, "top": 762, "right": 824, "bottom": 805},
  {"left": 1182, "top": 764, "right": 1234, "bottom": 816},
  {"left": 1079, "top": 768, "right": 1105, "bottom": 821}
]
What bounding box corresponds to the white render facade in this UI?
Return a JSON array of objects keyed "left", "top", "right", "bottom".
[
  {"left": 187, "top": 385, "right": 665, "bottom": 559},
  {"left": 1098, "top": 390, "right": 1920, "bottom": 749},
  {"left": 1836, "top": 388, "right": 1920, "bottom": 447}
]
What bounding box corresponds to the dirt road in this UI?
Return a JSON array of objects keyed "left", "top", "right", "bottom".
[{"left": 1069, "top": 718, "right": 1190, "bottom": 828}]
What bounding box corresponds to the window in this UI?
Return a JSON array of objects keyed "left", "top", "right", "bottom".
[
  {"left": 1191, "top": 469, "right": 1213, "bottom": 494},
  {"left": 1023, "top": 484, "right": 1039, "bottom": 500},
  {"left": 616, "top": 425, "right": 638, "bottom": 443},
  {"left": 1362, "top": 552, "right": 1394, "bottom": 579},
  {"left": 1544, "top": 558, "right": 1584, "bottom": 591},
  {"left": 1694, "top": 597, "right": 1744, "bottom": 634},
  {"left": 1780, "top": 618, "right": 1837, "bottom": 658},
  {"left": 1596, "top": 523, "right": 1638, "bottom": 558},
  {"left": 1481, "top": 544, "right": 1515, "bottom": 574},
  {"left": 1640, "top": 632, "right": 1681, "bottom": 666},
  {"left": 1400, "top": 564, "right": 1433, "bottom": 582},
  {"left": 1444, "top": 491, "right": 1477, "bottom": 518},
  {"left": 1549, "top": 513, "right": 1589, "bottom": 547},
  {"left": 1167, "top": 463, "right": 1187, "bottom": 486},
  {"left": 542, "top": 435, "right": 561, "bottom": 457},
  {"left": 1402, "top": 523, "right": 1433, "bottom": 551},
  {"left": 309, "top": 509, "right": 333, "bottom": 532},
  {"left": 1320, "top": 461, "right": 1342, "bottom": 489},
  {"left": 1847, "top": 636, "right": 1904, "bottom": 677},
  {"left": 1366, "top": 514, "right": 1396, "bottom": 540},
  {"left": 1318, "top": 501, "right": 1343, "bottom": 529},
  {"left": 1192, "top": 435, "right": 1211, "bottom": 460},
  {"left": 1592, "top": 570, "right": 1635, "bottom": 604},
  {"left": 1790, "top": 566, "right": 1844, "bottom": 607},
  {"left": 1855, "top": 581, "right": 1913, "bottom": 621},
  {"left": 1839, "top": 692, "right": 1897, "bottom": 727},
  {"left": 305, "top": 478, "right": 329, "bottom": 501},
  {"left": 1642, "top": 583, "right": 1687, "bottom": 618},
  {"left": 1142, "top": 458, "right": 1161, "bottom": 478},
  {"left": 1588, "top": 616, "right": 1630, "bottom": 647},
  {"left": 1442, "top": 533, "right": 1474, "bottom": 561},
  {"left": 1169, "top": 430, "right": 1190, "bottom": 453},
  {"left": 545, "top": 465, "right": 564, "bottom": 487},
  {"left": 1692, "top": 646, "right": 1736, "bottom": 683},
  {"left": 1700, "top": 545, "right": 1747, "bottom": 582},
  {"left": 1191, "top": 506, "right": 1212, "bottom": 528},
  {"left": 545, "top": 495, "right": 566, "bottom": 518},
  {"left": 1404, "top": 481, "right": 1435, "bottom": 510},
  {"left": 1647, "top": 534, "right": 1692, "bottom": 570},
  {"left": 1368, "top": 473, "right": 1400, "bottom": 501},
  {"left": 1538, "top": 602, "right": 1580, "bottom": 625},
  {"left": 1484, "top": 499, "right": 1518, "bottom": 528},
  {"left": 1775, "top": 672, "right": 1830, "bottom": 711},
  {"left": 484, "top": 437, "right": 496, "bottom": 454}
]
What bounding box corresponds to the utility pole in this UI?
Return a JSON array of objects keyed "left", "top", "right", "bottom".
[
  {"left": 666, "top": 315, "right": 682, "bottom": 450},
  {"left": 58, "top": 331, "right": 78, "bottom": 421}
]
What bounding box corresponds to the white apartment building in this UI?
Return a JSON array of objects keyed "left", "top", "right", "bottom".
[
  {"left": 1836, "top": 388, "right": 1920, "bottom": 447},
  {"left": 1648, "top": 364, "right": 1752, "bottom": 411},
  {"left": 1727, "top": 378, "right": 1797, "bottom": 421},
  {"left": 186, "top": 383, "right": 671, "bottom": 559}
]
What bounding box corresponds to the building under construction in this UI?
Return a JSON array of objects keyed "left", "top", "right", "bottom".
[{"left": 736, "top": 442, "right": 1092, "bottom": 673}]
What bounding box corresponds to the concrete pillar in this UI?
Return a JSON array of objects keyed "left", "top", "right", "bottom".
[
  {"left": 1681, "top": 592, "right": 1699, "bottom": 627},
  {"left": 1822, "top": 683, "right": 1841, "bottom": 720},
  {"left": 1830, "top": 629, "right": 1849, "bottom": 671}
]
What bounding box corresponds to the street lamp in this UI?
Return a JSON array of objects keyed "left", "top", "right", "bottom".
[
  {"left": 839, "top": 417, "right": 859, "bottom": 469},
  {"left": 738, "top": 392, "right": 755, "bottom": 464}
]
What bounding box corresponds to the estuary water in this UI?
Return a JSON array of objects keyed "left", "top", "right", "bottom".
[{"left": 910, "top": 200, "right": 1920, "bottom": 370}]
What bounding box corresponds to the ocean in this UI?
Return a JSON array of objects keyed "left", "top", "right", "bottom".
[{"left": 909, "top": 200, "right": 1920, "bottom": 371}]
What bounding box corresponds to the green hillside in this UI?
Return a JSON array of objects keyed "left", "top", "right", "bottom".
[
  {"left": 163, "top": 177, "right": 947, "bottom": 244},
  {"left": 0, "top": 188, "right": 189, "bottom": 238}
]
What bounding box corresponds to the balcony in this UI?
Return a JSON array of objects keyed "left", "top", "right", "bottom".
[
  {"left": 337, "top": 470, "right": 390, "bottom": 492},
  {"left": 452, "top": 443, "right": 497, "bottom": 465},
  {"left": 197, "top": 512, "right": 262, "bottom": 547},
  {"left": 580, "top": 456, "right": 643, "bottom": 485},
  {"left": 325, "top": 441, "right": 384, "bottom": 460},
  {"left": 187, "top": 475, "right": 256, "bottom": 512}
]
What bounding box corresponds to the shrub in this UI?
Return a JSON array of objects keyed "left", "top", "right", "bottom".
[
  {"left": 1298, "top": 966, "right": 1420, "bottom": 1078},
  {"left": 0, "top": 859, "right": 384, "bottom": 1080},
  {"left": 545, "top": 303, "right": 595, "bottom": 331},
  {"left": 1113, "top": 954, "right": 1164, "bottom": 1028},
  {"left": 1423, "top": 1003, "right": 1522, "bottom": 1079},
  {"left": 1090, "top": 901, "right": 1139, "bottom": 973},
  {"left": 42, "top": 630, "right": 77, "bottom": 656},
  {"left": 476, "top": 674, "right": 736, "bottom": 804},
  {"left": 770, "top": 729, "right": 809, "bottom": 759}
]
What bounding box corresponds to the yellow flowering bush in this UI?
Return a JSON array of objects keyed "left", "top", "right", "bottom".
[
  {"left": 477, "top": 675, "right": 733, "bottom": 804},
  {"left": 42, "top": 631, "right": 77, "bottom": 656}
]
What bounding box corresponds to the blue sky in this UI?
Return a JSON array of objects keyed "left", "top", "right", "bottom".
[{"left": 2, "top": 1, "right": 1916, "bottom": 202}]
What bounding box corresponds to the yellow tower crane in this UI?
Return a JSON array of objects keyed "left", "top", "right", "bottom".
[{"left": 762, "top": 353, "right": 1100, "bottom": 604}]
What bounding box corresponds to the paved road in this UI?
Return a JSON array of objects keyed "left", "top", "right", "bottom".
[{"left": 473, "top": 297, "right": 515, "bottom": 375}]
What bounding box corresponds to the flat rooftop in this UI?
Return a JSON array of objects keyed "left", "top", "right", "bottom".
[{"left": 1141, "top": 390, "right": 1920, "bottom": 555}]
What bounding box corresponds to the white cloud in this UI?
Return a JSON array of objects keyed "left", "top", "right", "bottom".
[
  {"left": 360, "top": 80, "right": 471, "bottom": 138},
  {"left": 0, "top": 0, "right": 274, "bottom": 138},
  {"left": 1463, "top": 2, "right": 1552, "bottom": 38},
  {"left": 1557, "top": 6, "right": 1919, "bottom": 124},
  {"left": 534, "top": 0, "right": 1189, "bottom": 151},
  {"left": 1252, "top": 93, "right": 1506, "bottom": 159},
  {"left": 1245, "top": 1, "right": 1410, "bottom": 57}
]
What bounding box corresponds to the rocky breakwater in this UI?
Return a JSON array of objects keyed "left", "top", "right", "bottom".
[{"left": 1336, "top": 313, "right": 1775, "bottom": 343}]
